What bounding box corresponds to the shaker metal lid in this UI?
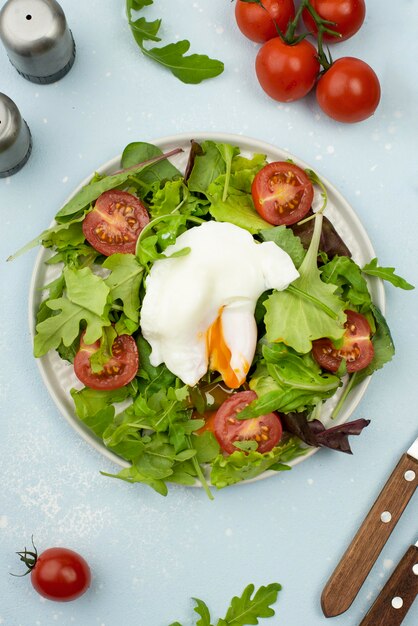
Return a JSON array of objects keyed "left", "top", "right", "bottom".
[
  {"left": 0, "top": 93, "right": 32, "bottom": 177},
  {"left": 0, "top": 0, "right": 75, "bottom": 84}
]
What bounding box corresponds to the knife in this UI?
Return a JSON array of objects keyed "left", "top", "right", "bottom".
[
  {"left": 359, "top": 540, "right": 418, "bottom": 626},
  {"left": 321, "top": 436, "right": 418, "bottom": 618}
]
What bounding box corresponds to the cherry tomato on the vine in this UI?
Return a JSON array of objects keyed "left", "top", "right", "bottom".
[
  {"left": 316, "top": 57, "right": 381, "bottom": 123},
  {"left": 235, "top": 0, "right": 295, "bottom": 43},
  {"left": 14, "top": 541, "right": 91, "bottom": 602},
  {"left": 82, "top": 189, "right": 149, "bottom": 257},
  {"left": 312, "top": 310, "right": 374, "bottom": 373},
  {"left": 74, "top": 331, "right": 139, "bottom": 390},
  {"left": 214, "top": 391, "right": 283, "bottom": 455},
  {"left": 251, "top": 161, "right": 313, "bottom": 225},
  {"left": 302, "top": 0, "right": 366, "bottom": 43},
  {"left": 255, "top": 37, "right": 320, "bottom": 103}
]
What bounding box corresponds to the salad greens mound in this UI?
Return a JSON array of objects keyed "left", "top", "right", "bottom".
[{"left": 25, "top": 139, "right": 413, "bottom": 498}]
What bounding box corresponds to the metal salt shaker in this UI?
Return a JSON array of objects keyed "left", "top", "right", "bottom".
[
  {"left": 0, "top": 0, "right": 76, "bottom": 84},
  {"left": 0, "top": 93, "right": 32, "bottom": 178}
]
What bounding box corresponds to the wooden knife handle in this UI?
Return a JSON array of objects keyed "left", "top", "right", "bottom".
[
  {"left": 321, "top": 453, "right": 418, "bottom": 617},
  {"left": 359, "top": 545, "right": 418, "bottom": 626}
]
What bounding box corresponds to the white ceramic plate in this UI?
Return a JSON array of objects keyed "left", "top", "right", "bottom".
[{"left": 29, "top": 132, "right": 385, "bottom": 482}]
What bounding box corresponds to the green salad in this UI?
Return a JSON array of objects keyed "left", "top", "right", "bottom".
[{"left": 23, "top": 139, "right": 413, "bottom": 498}]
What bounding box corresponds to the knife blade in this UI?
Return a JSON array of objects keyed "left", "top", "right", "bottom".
[
  {"left": 359, "top": 541, "right": 418, "bottom": 626},
  {"left": 321, "top": 436, "right": 418, "bottom": 618}
]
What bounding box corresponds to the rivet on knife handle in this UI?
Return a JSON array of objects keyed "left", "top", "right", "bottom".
[
  {"left": 359, "top": 543, "right": 418, "bottom": 626},
  {"left": 321, "top": 452, "right": 418, "bottom": 618}
]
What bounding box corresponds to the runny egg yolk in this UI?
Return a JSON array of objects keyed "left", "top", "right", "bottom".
[{"left": 206, "top": 308, "right": 249, "bottom": 389}]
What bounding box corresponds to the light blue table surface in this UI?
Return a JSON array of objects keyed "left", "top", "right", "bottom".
[{"left": 1, "top": 1, "right": 418, "bottom": 625}]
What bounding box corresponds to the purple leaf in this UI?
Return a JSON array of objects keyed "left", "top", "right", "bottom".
[{"left": 281, "top": 412, "right": 370, "bottom": 454}]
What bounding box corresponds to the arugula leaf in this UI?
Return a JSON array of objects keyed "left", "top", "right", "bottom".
[
  {"left": 103, "top": 253, "right": 143, "bottom": 323},
  {"left": 240, "top": 345, "right": 341, "bottom": 418},
  {"left": 89, "top": 326, "right": 117, "bottom": 374},
  {"left": 210, "top": 439, "right": 304, "bottom": 489},
  {"left": 71, "top": 385, "right": 133, "bottom": 427},
  {"left": 126, "top": 1, "right": 224, "bottom": 84},
  {"left": 222, "top": 583, "right": 281, "bottom": 625},
  {"left": 320, "top": 255, "right": 372, "bottom": 312},
  {"left": 192, "top": 431, "right": 220, "bottom": 463},
  {"left": 34, "top": 267, "right": 110, "bottom": 357},
  {"left": 193, "top": 598, "right": 213, "bottom": 626},
  {"left": 55, "top": 149, "right": 182, "bottom": 222},
  {"left": 170, "top": 582, "right": 281, "bottom": 626},
  {"left": 265, "top": 213, "right": 347, "bottom": 353},
  {"left": 362, "top": 258, "right": 414, "bottom": 290}
]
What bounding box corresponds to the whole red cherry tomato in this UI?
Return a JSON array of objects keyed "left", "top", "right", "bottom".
[
  {"left": 256, "top": 37, "right": 320, "bottom": 102},
  {"left": 316, "top": 57, "right": 381, "bottom": 123},
  {"left": 303, "top": 0, "right": 366, "bottom": 43},
  {"left": 235, "top": 0, "right": 295, "bottom": 43},
  {"left": 14, "top": 540, "right": 91, "bottom": 602}
]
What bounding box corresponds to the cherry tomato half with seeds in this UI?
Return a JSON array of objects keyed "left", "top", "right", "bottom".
[
  {"left": 312, "top": 310, "right": 374, "bottom": 373},
  {"left": 302, "top": 0, "right": 366, "bottom": 43},
  {"left": 316, "top": 57, "right": 381, "bottom": 123},
  {"left": 74, "top": 332, "right": 139, "bottom": 390},
  {"left": 235, "top": 0, "right": 295, "bottom": 43},
  {"left": 214, "top": 390, "right": 283, "bottom": 455},
  {"left": 252, "top": 161, "right": 314, "bottom": 226},
  {"left": 255, "top": 37, "right": 320, "bottom": 103},
  {"left": 14, "top": 541, "right": 91, "bottom": 603},
  {"left": 82, "top": 190, "right": 149, "bottom": 256}
]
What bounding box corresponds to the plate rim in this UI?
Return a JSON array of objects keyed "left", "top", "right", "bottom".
[{"left": 28, "top": 131, "right": 385, "bottom": 484}]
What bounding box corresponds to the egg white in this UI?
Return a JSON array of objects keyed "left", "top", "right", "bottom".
[{"left": 140, "top": 221, "right": 299, "bottom": 387}]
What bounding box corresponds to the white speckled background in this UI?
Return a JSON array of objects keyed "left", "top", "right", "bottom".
[{"left": 1, "top": 1, "right": 418, "bottom": 625}]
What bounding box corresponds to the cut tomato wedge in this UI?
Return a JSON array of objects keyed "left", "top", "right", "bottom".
[
  {"left": 214, "top": 390, "right": 283, "bottom": 454},
  {"left": 251, "top": 162, "right": 313, "bottom": 226},
  {"left": 82, "top": 190, "right": 149, "bottom": 256},
  {"left": 74, "top": 332, "right": 139, "bottom": 390},
  {"left": 312, "top": 310, "right": 374, "bottom": 373}
]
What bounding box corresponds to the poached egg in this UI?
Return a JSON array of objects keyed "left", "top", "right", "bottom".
[{"left": 140, "top": 221, "right": 299, "bottom": 388}]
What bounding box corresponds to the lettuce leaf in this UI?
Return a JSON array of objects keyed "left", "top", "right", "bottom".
[
  {"left": 265, "top": 213, "right": 347, "bottom": 353},
  {"left": 210, "top": 438, "right": 305, "bottom": 489}
]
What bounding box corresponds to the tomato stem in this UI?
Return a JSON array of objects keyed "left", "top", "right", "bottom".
[
  {"left": 303, "top": 1, "right": 341, "bottom": 69},
  {"left": 11, "top": 536, "right": 38, "bottom": 577}
]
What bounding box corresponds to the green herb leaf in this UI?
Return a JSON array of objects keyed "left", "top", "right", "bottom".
[
  {"left": 352, "top": 304, "right": 395, "bottom": 386},
  {"left": 33, "top": 267, "right": 110, "bottom": 357},
  {"left": 265, "top": 213, "right": 346, "bottom": 353},
  {"left": 126, "top": 2, "right": 224, "bottom": 84},
  {"left": 210, "top": 439, "right": 304, "bottom": 489},
  {"left": 260, "top": 225, "right": 306, "bottom": 268},
  {"left": 121, "top": 142, "right": 181, "bottom": 185},
  {"left": 193, "top": 597, "right": 213, "bottom": 626},
  {"left": 362, "top": 258, "right": 414, "bottom": 290},
  {"left": 103, "top": 253, "right": 144, "bottom": 323},
  {"left": 55, "top": 149, "right": 182, "bottom": 222},
  {"left": 222, "top": 583, "right": 282, "bottom": 625},
  {"left": 320, "top": 255, "right": 372, "bottom": 311}
]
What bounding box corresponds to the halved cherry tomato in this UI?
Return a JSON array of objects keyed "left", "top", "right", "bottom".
[
  {"left": 214, "top": 390, "right": 283, "bottom": 454},
  {"left": 255, "top": 38, "right": 320, "bottom": 103},
  {"left": 82, "top": 190, "right": 149, "bottom": 256},
  {"left": 312, "top": 310, "right": 374, "bottom": 373},
  {"left": 252, "top": 161, "right": 314, "bottom": 225},
  {"left": 74, "top": 332, "right": 139, "bottom": 390},
  {"left": 302, "top": 0, "right": 366, "bottom": 43},
  {"left": 235, "top": 0, "right": 295, "bottom": 43}
]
